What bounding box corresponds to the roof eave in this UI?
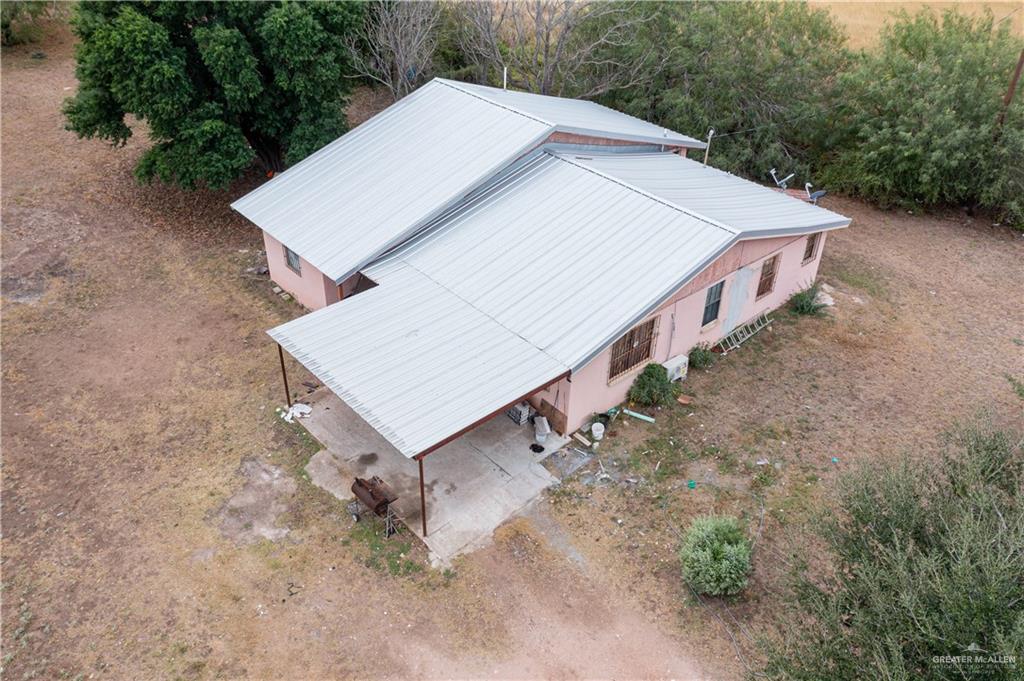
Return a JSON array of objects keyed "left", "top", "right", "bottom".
[{"left": 567, "top": 217, "right": 851, "bottom": 373}]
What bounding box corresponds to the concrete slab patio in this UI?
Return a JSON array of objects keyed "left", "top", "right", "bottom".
[{"left": 298, "top": 389, "right": 571, "bottom": 564}]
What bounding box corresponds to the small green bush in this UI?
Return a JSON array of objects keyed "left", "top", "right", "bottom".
[
  {"left": 680, "top": 515, "right": 752, "bottom": 596},
  {"left": 627, "top": 363, "right": 678, "bottom": 407},
  {"left": 789, "top": 282, "right": 827, "bottom": 316},
  {"left": 688, "top": 343, "right": 716, "bottom": 369}
]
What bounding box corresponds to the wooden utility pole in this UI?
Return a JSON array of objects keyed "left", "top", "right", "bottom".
[
  {"left": 277, "top": 344, "right": 292, "bottom": 408},
  {"left": 994, "top": 48, "right": 1024, "bottom": 141}
]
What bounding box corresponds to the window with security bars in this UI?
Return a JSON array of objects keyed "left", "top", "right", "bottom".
[
  {"left": 803, "top": 232, "right": 820, "bottom": 263},
  {"left": 608, "top": 317, "right": 658, "bottom": 380},
  {"left": 702, "top": 281, "right": 724, "bottom": 326},
  {"left": 756, "top": 255, "right": 779, "bottom": 298}
]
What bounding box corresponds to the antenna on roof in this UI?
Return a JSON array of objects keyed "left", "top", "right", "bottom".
[
  {"left": 805, "top": 182, "right": 827, "bottom": 205},
  {"left": 770, "top": 168, "right": 795, "bottom": 191},
  {"left": 702, "top": 128, "right": 715, "bottom": 166},
  {"left": 503, "top": 66, "right": 508, "bottom": 90}
]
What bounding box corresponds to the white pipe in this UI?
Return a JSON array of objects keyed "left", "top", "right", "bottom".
[
  {"left": 503, "top": 66, "right": 508, "bottom": 90},
  {"left": 703, "top": 128, "right": 715, "bottom": 166}
]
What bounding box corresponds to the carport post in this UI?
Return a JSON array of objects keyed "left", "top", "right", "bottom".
[
  {"left": 277, "top": 343, "right": 292, "bottom": 408},
  {"left": 418, "top": 456, "right": 427, "bottom": 537}
]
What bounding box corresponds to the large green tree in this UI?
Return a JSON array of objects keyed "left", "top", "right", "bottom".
[
  {"left": 821, "top": 10, "right": 1024, "bottom": 228},
  {"left": 599, "top": 2, "right": 849, "bottom": 183},
  {"left": 64, "top": 1, "right": 363, "bottom": 189}
]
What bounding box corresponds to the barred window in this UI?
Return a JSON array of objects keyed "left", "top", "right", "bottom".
[
  {"left": 756, "top": 255, "right": 779, "bottom": 298},
  {"left": 803, "top": 233, "right": 820, "bottom": 263},
  {"left": 702, "top": 281, "right": 724, "bottom": 326},
  {"left": 609, "top": 317, "right": 658, "bottom": 381}
]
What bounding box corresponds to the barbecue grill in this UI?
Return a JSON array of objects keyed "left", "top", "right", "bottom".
[{"left": 347, "top": 476, "right": 400, "bottom": 537}]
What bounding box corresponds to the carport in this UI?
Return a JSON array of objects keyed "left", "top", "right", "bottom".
[
  {"left": 296, "top": 389, "right": 570, "bottom": 560},
  {"left": 268, "top": 265, "right": 571, "bottom": 544}
]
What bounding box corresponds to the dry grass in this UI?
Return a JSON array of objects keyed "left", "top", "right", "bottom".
[{"left": 811, "top": 1, "right": 1023, "bottom": 49}]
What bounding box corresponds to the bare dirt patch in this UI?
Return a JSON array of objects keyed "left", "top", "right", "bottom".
[{"left": 213, "top": 460, "right": 297, "bottom": 544}]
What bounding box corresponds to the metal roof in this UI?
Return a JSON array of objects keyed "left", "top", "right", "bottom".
[
  {"left": 570, "top": 152, "right": 851, "bottom": 236},
  {"left": 269, "top": 151, "right": 736, "bottom": 457},
  {"left": 367, "top": 152, "right": 736, "bottom": 371},
  {"left": 438, "top": 79, "right": 705, "bottom": 148},
  {"left": 233, "top": 80, "right": 706, "bottom": 284},
  {"left": 269, "top": 265, "right": 568, "bottom": 459},
  {"left": 232, "top": 80, "right": 550, "bottom": 283}
]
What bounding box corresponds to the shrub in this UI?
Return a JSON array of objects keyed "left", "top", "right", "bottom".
[
  {"left": 627, "top": 363, "right": 678, "bottom": 407},
  {"left": 821, "top": 10, "right": 1024, "bottom": 228},
  {"left": 688, "top": 343, "right": 716, "bottom": 370},
  {"left": 788, "top": 282, "right": 827, "bottom": 316},
  {"left": 1, "top": 1, "right": 53, "bottom": 46},
  {"left": 763, "top": 418, "right": 1024, "bottom": 680},
  {"left": 680, "top": 515, "right": 752, "bottom": 597}
]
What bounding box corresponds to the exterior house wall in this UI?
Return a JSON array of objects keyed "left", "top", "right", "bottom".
[
  {"left": 562, "top": 232, "right": 827, "bottom": 432},
  {"left": 263, "top": 231, "right": 341, "bottom": 310},
  {"left": 543, "top": 131, "right": 688, "bottom": 155}
]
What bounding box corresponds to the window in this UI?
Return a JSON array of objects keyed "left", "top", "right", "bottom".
[
  {"left": 284, "top": 245, "right": 301, "bottom": 274},
  {"left": 702, "top": 281, "right": 724, "bottom": 326},
  {"left": 756, "top": 254, "right": 779, "bottom": 298},
  {"left": 609, "top": 317, "right": 659, "bottom": 381},
  {"left": 803, "top": 232, "right": 820, "bottom": 263}
]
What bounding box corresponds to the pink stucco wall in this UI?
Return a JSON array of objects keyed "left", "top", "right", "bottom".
[
  {"left": 263, "top": 231, "right": 340, "bottom": 310},
  {"left": 561, "top": 232, "right": 828, "bottom": 432}
]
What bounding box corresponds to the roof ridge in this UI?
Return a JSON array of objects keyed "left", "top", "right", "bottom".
[
  {"left": 550, "top": 152, "right": 740, "bottom": 237},
  {"left": 434, "top": 78, "right": 554, "bottom": 128}
]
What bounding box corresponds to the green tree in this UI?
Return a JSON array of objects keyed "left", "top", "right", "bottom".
[
  {"left": 764, "top": 419, "right": 1024, "bottom": 680},
  {"left": 63, "top": 1, "right": 364, "bottom": 189},
  {"left": 600, "top": 2, "right": 849, "bottom": 182},
  {"left": 821, "top": 10, "right": 1024, "bottom": 228}
]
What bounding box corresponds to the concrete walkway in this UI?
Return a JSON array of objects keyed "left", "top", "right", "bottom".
[{"left": 298, "top": 389, "right": 570, "bottom": 564}]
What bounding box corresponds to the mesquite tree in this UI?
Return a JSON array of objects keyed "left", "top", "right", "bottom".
[
  {"left": 63, "top": 1, "right": 363, "bottom": 189},
  {"left": 347, "top": 1, "right": 442, "bottom": 101},
  {"left": 454, "top": 0, "right": 660, "bottom": 97}
]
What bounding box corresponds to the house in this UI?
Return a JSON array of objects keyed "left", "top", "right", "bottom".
[{"left": 232, "top": 78, "right": 849, "bottom": 538}]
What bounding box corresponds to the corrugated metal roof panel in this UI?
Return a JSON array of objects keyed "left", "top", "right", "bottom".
[
  {"left": 269, "top": 149, "right": 852, "bottom": 457},
  {"left": 441, "top": 79, "right": 705, "bottom": 148},
  {"left": 232, "top": 80, "right": 550, "bottom": 283},
  {"left": 367, "top": 152, "right": 735, "bottom": 370},
  {"left": 570, "top": 152, "right": 851, "bottom": 236},
  {"left": 268, "top": 266, "right": 567, "bottom": 459}
]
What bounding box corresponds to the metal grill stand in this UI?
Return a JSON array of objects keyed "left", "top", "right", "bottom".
[{"left": 348, "top": 476, "right": 401, "bottom": 538}]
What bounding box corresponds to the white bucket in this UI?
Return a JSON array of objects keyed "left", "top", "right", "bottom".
[{"left": 591, "top": 422, "right": 606, "bottom": 441}]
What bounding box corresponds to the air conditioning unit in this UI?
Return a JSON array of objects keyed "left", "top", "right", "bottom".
[{"left": 662, "top": 354, "right": 689, "bottom": 382}]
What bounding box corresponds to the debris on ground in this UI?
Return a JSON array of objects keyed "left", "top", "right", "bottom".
[
  {"left": 542, "top": 446, "right": 593, "bottom": 479},
  {"left": 278, "top": 403, "right": 312, "bottom": 423},
  {"left": 623, "top": 409, "right": 655, "bottom": 423}
]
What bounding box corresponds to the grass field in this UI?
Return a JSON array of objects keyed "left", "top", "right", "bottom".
[{"left": 812, "top": 1, "right": 1022, "bottom": 48}]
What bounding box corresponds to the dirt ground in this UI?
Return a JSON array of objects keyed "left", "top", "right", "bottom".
[{"left": 2, "top": 24, "right": 1022, "bottom": 681}]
